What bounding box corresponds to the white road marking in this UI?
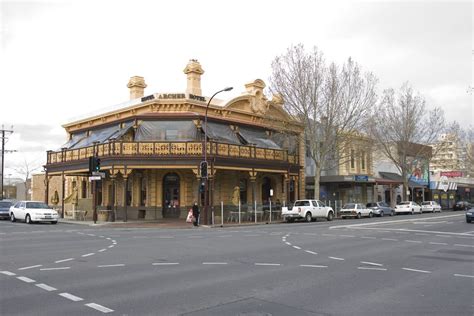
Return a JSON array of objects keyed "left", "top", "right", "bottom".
[
  {"left": 361, "top": 236, "right": 377, "bottom": 239},
  {"left": 300, "top": 264, "right": 327, "bottom": 268},
  {"left": 361, "top": 261, "right": 384, "bottom": 266},
  {"left": 85, "top": 303, "right": 114, "bottom": 313},
  {"left": 17, "top": 276, "right": 35, "bottom": 283},
  {"left": 152, "top": 262, "right": 180, "bottom": 266},
  {"left": 405, "top": 240, "right": 422, "bottom": 243},
  {"left": 429, "top": 242, "right": 448, "bottom": 245},
  {"left": 381, "top": 238, "right": 398, "bottom": 241},
  {"left": 454, "top": 274, "right": 474, "bottom": 279},
  {"left": 82, "top": 253, "right": 95, "bottom": 257},
  {"left": 36, "top": 283, "right": 57, "bottom": 291},
  {"left": 402, "top": 268, "right": 431, "bottom": 274},
  {"left": 87, "top": 234, "right": 96, "bottom": 237},
  {"left": 285, "top": 242, "right": 292, "bottom": 245},
  {"left": 202, "top": 262, "right": 228, "bottom": 265},
  {"left": 157, "top": 236, "right": 174, "bottom": 239},
  {"left": 217, "top": 235, "right": 233, "bottom": 238},
  {"left": 255, "top": 263, "right": 281, "bottom": 266},
  {"left": 244, "top": 234, "right": 260, "bottom": 237},
  {"left": 329, "top": 257, "right": 345, "bottom": 261},
  {"left": 415, "top": 233, "right": 429, "bottom": 236},
  {"left": 40, "top": 267, "right": 71, "bottom": 271},
  {"left": 18, "top": 264, "right": 42, "bottom": 270},
  {"left": 98, "top": 264, "right": 125, "bottom": 268},
  {"left": 436, "top": 235, "right": 452, "bottom": 238},
  {"left": 330, "top": 214, "right": 463, "bottom": 229},
  {"left": 98, "top": 249, "right": 107, "bottom": 252},
  {"left": 358, "top": 267, "right": 387, "bottom": 271},
  {"left": 454, "top": 244, "right": 474, "bottom": 248},
  {"left": 293, "top": 246, "right": 301, "bottom": 249},
  {"left": 59, "top": 292, "right": 83, "bottom": 301},
  {"left": 305, "top": 250, "right": 318, "bottom": 255},
  {"left": 106, "top": 237, "right": 111, "bottom": 240},
  {"left": 339, "top": 235, "right": 355, "bottom": 238},
  {"left": 55, "top": 258, "right": 74, "bottom": 263},
  {"left": 0, "top": 271, "right": 16, "bottom": 276},
  {"left": 108, "top": 245, "right": 114, "bottom": 248}
]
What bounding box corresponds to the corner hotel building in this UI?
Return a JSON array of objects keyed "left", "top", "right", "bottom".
[{"left": 43, "top": 60, "right": 305, "bottom": 223}]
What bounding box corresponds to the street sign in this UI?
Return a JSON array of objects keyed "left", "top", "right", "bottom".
[
  {"left": 92, "top": 171, "right": 106, "bottom": 178},
  {"left": 89, "top": 176, "right": 101, "bottom": 181}
]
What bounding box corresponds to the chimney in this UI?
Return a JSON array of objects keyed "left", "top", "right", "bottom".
[
  {"left": 127, "top": 76, "right": 147, "bottom": 100},
  {"left": 183, "top": 59, "right": 204, "bottom": 96}
]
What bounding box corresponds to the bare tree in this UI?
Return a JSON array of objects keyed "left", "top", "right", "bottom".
[
  {"left": 270, "top": 44, "right": 377, "bottom": 199},
  {"left": 12, "top": 157, "right": 42, "bottom": 200},
  {"left": 369, "top": 83, "right": 449, "bottom": 200}
]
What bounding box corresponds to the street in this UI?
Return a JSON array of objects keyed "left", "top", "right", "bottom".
[{"left": 1, "top": 213, "right": 473, "bottom": 316}]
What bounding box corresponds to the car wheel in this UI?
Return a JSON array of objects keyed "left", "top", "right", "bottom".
[
  {"left": 51, "top": 221, "right": 57, "bottom": 225},
  {"left": 25, "top": 214, "right": 33, "bottom": 224},
  {"left": 390, "top": 211, "right": 395, "bottom": 216},
  {"left": 327, "top": 212, "right": 334, "bottom": 221},
  {"left": 380, "top": 211, "right": 384, "bottom": 217},
  {"left": 467, "top": 218, "right": 471, "bottom": 223},
  {"left": 10, "top": 213, "right": 16, "bottom": 222},
  {"left": 368, "top": 212, "right": 373, "bottom": 218},
  {"left": 411, "top": 209, "right": 415, "bottom": 215},
  {"left": 357, "top": 213, "right": 361, "bottom": 219},
  {"left": 305, "top": 212, "right": 312, "bottom": 222}
]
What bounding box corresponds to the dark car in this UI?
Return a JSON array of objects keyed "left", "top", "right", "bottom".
[
  {"left": 0, "top": 200, "right": 14, "bottom": 219},
  {"left": 366, "top": 202, "right": 395, "bottom": 217},
  {"left": 453, "top": 201, "right": 471, "bottom": 211},
  {"left": 466, "top": 208, "right": 474, "bottom": 223}
]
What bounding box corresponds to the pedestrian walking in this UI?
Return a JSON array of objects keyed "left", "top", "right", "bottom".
[{"left": 192, "top": 202, "right": 200, "bottom": 227}]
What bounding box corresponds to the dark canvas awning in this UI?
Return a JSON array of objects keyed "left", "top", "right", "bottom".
[
  {"left": 204, "top": 122, "right": 241, "bottom": 145},
  {"left": 63, "top": 121, "right": 134, "bottom": 149},
  {"left": 135, "top": 121, "right": 198, "bottom": 141},
  {"left": 238, "top": 126, "right": 281, "bottom": 149}
]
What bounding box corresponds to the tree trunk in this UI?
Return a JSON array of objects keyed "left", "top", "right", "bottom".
[
  {"left": 401, "top": 169, "right": 408, "bottom": 201},
  {"left": 313, "top": 165, "right": 322, "bottom": 200}
]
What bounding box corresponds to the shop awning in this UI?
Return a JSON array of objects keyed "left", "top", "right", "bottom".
[
  {"left": 379, "top": 172, "right": 423, "bottom": 187},
  {"left": 237, "top": 126, "right": 281, "bottom": 149},
  {"left": 203, "top": 122, "right": 241, "bottom": 145},
  {"left": 63, "top": 121, "right": 135, "bottom": 149}
]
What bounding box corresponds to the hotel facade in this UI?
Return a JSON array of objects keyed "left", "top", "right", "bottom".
[{"left": 42, "top": 60, "right": 305, "bottom": 223}]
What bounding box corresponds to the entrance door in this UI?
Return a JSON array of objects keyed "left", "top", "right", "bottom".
[
  {"left": 261, "top": 177, "right": 272, "bottom": 205},
  {"left": 162, "top": 173, "right": 180, "bottom": 218}
]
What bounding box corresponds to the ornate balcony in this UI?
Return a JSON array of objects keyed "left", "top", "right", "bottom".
[{"left": 47, "top": 140, "right": 299, "bottom": 166}]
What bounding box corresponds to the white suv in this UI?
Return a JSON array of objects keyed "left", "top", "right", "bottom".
[{"left": 10, "top": 201, "right": 59, "bottom": 224}]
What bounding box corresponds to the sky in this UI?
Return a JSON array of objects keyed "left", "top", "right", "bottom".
[{"left": 0, "top": 0, "right": 472, "bottom": 180}]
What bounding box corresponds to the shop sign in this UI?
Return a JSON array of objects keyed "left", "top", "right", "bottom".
[
  {"left": 157, "top": 93, "right": 186, "bottom": 99},
  {"left": 354, "top": 175, "right": 368, "bottom": 182},
  {"left": 449, "top": 194, "right": 454, "bottom": 199},
  {"left": 189, "top": 94, "right": 206, "bottom": 101},
  {"left": 141, "top": 94, "right": 155, "bottom": 102},
  {"left": 438, "top": 176, "right": 449, "bottom": 192},
  {"left": 433, "top": 194, "right": 439, "bottom": 199},
  {"left": 440, "top": 171, "right": 463, "bottom": 178}
]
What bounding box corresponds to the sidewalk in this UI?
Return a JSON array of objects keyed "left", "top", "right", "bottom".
[{"left": 59, "top": 218, "right": 199, "bottom": 229}]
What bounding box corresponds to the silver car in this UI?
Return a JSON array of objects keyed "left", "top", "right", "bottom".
[
  {"left": 366, "top": 202, "right": 395, "bottom": 217},
  {"left": 10, "top": 201, "right": 59, "bottom": 224}
]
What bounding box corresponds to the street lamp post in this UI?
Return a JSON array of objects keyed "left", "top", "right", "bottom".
[{"left": 202, "top": 87, "right": 233, "bottom": 225}]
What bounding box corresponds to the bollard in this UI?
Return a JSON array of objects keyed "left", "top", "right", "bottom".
[
  {"left": 221, "top": 201, "right": 224, "bottom": 227},
  {"left": 238, "top": 200, "right": 241, "bottom": 224},
  {"left": 269, "top": 199, "right": 272, "bottom": 223},
  {"left": 255, "top": 200, "right": 257, "bottom": 224}
]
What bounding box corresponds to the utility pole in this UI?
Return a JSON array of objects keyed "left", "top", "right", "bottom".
[{"left": 1, "top": 126, "right": 15, "bottom": 200}]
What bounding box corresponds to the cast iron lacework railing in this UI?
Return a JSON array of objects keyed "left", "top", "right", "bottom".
[{"left": 47, "top": 141, "right": 299, "bottom": 165}]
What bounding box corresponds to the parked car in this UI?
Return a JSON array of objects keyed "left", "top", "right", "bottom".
[
  {"left": 453, "top": 201, "right": 471, "bottom": 211},
  {"left": 421, "top": 201, "right": 442, "bottom": 213},
  {"left": 395, "top": 201, "right": 422, "bottom": 215},
  {"left": 366, "top": 202, "right": 395, "bottom": 217},
  {"left": 339, "top": 203, "right": 373, "bottom": 219},
  {"left": 281, "top": 200, "right": 335, "bottom": 222},
  {"left": 10, "top": 201, "right": 59, "bottom": 224},
  {"left": 0, "top": 200, "right": 15, "bottom": 220},
  {"left": 466, "top": 208, "right": 474, "bottom": 223}
]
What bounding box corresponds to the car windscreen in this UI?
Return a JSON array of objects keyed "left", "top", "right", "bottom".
[
  {"left": 398, "top": 202, "right": 410, "bottom": 205},
  {"left": 366, "top": 203, "right": 377, "bottom": 207},
  {"left": 421, "top": 202, "right": 431, "bottom": 205},
  {"left": 0, "top": 201, "right": 12, "bottom": 207},
  {"left": 294, "top": 201, "right": 310, "bottom": 207},
  {"left": 26, "top": 202, "right": 50, "bottom": 209},
  {"left": 343, "top": 203, "right": 355, "bottom": 209}
]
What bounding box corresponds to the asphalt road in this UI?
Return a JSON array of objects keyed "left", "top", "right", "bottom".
[{"left": 1, "top": 212, "right": 473, "bottom": 316}]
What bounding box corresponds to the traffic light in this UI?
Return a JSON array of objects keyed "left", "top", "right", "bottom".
[
  {"left": 200, "top": 161, "right": 208, "bottom": 178},
  {"left": 88, "top": 156, "right": 101, "bottom": 173}
]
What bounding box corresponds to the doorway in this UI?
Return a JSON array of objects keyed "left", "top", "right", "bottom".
[
  {"left": 162, "top": 173, "right": 180, "bottom": 218},
  {"left": 261, "top": 177, "right": 272, "bottom": 205}
]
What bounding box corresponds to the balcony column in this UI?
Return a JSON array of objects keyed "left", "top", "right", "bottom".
[
  {"left": 44, "top": 173, "right": 50, "bottom": 205},
  {"left": 249, "top": 170, "right": 257, "bottom": 211},
  {"left": 110, "top": 174, "right": 116, "bottom": 222},
  {"left": 120, "top": 167, "right": 132, "bottom": 222},
  {"left": 283, "top": 173, "right": 289, "bottom": 206}
]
